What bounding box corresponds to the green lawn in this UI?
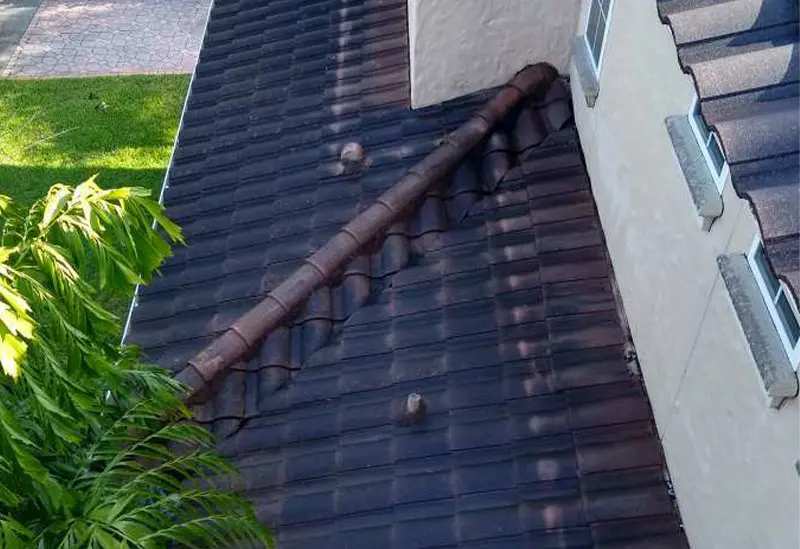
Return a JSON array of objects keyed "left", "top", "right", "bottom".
[
  {"left": 0, "top": 75, "right": 190, "bottom": 320},
  {"left": 0, "top": 75, "right": 189, "bottom": 207}
]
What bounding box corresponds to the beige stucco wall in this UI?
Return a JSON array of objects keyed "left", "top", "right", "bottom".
[
  {"left": 570, "top": 1, "right": 799, "bottom": 548},
  {"left": 407, "top": 0, "right": 581, "bottom": 108}
]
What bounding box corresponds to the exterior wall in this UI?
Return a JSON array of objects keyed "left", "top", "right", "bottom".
[
  {"left": 570, "top": 2, "right": 799, "bottom": 549},
  {"left": 408, "top": 0, "right": 580, "bottom": 108}
]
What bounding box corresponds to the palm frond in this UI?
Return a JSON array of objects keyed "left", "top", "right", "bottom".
[
  {"left": 37, "top": 381, "right": 271, "bottom": 548},
  {"left": 0, "top": 177, "right": 271, "bottom": 547}
]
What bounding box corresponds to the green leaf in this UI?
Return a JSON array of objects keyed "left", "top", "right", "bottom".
[
  {"left": 92, "top": 527, "right": 120, "bottom": 549},
  {"left": 0, "top": 247, "right": 13, "bottom": 263},
  {"left": 0, "top": 303, "right": 34, "bottom": 339},
  {"left": 0, "top": 283, "right": 30, "bottom": 314},
  {"left": 0, "top": 333, "right": 26, "bottom": 378},
  {"left": 0, "top": 178, "right": 271, "bottom": 548},
  {"left": 0, "top": 516, "right": 32, "bottom": 549},
  {"left": 25, "top": 375, "right": 71, "bottom": 419},
  {"left": 38, "top": 185, "right": 71, "bottom": 231}
]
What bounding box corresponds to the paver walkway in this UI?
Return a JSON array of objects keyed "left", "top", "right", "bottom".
[
  {"left": 0, "top": 0, "right": 43, "bottom": 73},
  {"left": 2, "top": 0, "right": 211, "bottom": 77}
]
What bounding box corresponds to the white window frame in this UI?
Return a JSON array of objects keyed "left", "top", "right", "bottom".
[
  {"left": 583, "top": 0, "right": 615, "bottom": 75},
  {"left": 747, "top": 235, "right": 800, "bottom": 369},
  {"left": 688, "top": 95, "right": 729, "bottom": 193}
]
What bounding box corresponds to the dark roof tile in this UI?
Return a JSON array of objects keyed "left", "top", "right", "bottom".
[
  {"left": 125, "top": 1, "right": 686, "bottom": 546},
  {"left": 591, "top": 516, "right": 688, "bottom": 548}
]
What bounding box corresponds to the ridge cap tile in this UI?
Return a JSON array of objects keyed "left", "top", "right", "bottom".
[{"left": 125, "top": 2, "right": 687, "bottom": 546}]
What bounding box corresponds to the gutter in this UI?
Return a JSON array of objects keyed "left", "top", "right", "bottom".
[
  {"left": 176, "top": 62, "right": 559, "bottom": 403},
  {"left": 120, "top": 0, "right": 216, "bottom": 345}
]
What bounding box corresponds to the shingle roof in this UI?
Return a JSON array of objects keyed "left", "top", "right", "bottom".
[
  {"left": 127, "top": 0, "right": 688, "bottom": 546},
  {"left": 657, "top": 0, "right": 800, "bottom": 303}
]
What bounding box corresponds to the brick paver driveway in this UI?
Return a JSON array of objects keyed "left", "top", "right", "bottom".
[{"left": 3, "top": 0, "right": 211, "bottom": 77}]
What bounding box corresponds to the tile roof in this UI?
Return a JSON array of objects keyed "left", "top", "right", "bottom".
[
  {"left": 173, "top": 63, "right": 561, "bottom": 402},
  {"left": 658, "top": 0, "right": 800, "bottom": 303},
  {"left": 202, "top": 134, "right": 689, "bottom": 547},
  {"left": 127, "top": 0, "right": 688, "bottom": 546}
]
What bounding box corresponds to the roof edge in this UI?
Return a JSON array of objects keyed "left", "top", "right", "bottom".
[
  {"left": 175, "top": 62, "right": 559, "bottom": 403},
  {"left": 656, "top": 1, "right": 800, "bottom": 306}
]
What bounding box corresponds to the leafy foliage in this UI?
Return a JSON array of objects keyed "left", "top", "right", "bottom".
[{"left": 0, "top": 180, "right": 271, "bottom": 547}]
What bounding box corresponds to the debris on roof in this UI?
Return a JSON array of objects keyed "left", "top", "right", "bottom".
[
  {"left": 175, "top": 62, "right": 561, "bottom": 403},
  {"left": 127, "top": 0, "right": 689, "bottom": 546}
]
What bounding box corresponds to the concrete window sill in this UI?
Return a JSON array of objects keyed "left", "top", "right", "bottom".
[
  {"left": 666, "top": 116, "right": 723, "bottom": 231},
  {"left": 572, "top": 36, "right": 599, "bottom": 108},
  {"left": 718, "top": 254, "right": 799, "bottom": 408}
]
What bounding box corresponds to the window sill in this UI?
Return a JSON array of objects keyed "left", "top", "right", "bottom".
[
  {"left": 572, "top": 36, "right": 599, "bottom": 108},
  {"left": 666, "top": 116, "right": 723, "bottom": 231},
  {"left": 718, "top": 254, "right": 799, "bottom": 408}
]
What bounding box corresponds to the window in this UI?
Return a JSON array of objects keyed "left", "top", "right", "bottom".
[
  {"left": 747, "top": 236, "right": 800, "bottom": 368},
  {"left": 584, "top": 0, "right": 614, "bottom": 73},
  {"left": 688, "top": 96, "right": 728, "bottom": 192}
]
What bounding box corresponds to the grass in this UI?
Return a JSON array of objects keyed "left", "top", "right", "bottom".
[
  {"left": 0, "top": 74, "right": 189, "bottom": 207},
  {"left": 0, "top": 75, "right": 190, "bottom": 320}
]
